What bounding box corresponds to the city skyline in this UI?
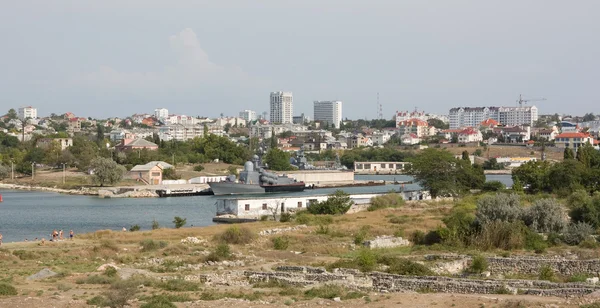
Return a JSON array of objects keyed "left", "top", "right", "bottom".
[{"left": 1, "top": 1, "right": 599, "bottom": 119}]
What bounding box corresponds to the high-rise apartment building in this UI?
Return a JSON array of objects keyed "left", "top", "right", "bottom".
[
  {"left": 239, "top": 110, "right": 257, "bottom": 122},
  {"left": 154, "top": 108, "right": 169, "bottom": 122},
  {"left": 18, "top": 106, "right": 37, "bottom": 120},
  {"left": 269, "top": 92, "right": 293, "bottom": 124},
  {"left": 448, "top": 106, "right": 538, "bottom": 129},
  {"left": 313, "top": 101, "right": 343, "bottom": 128}
]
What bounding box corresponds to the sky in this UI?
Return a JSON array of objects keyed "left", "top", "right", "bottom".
[{"left": 1, "top": 0, "right": 599, "bottom": 119}]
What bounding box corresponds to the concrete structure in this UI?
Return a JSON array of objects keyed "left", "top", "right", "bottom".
[
  {"left": 554, "top": 132, "right": 595, "bottom": 150},
  {"left": 313, "top": 100, "right": 342, "bottom": 128},
  {"left": 495, "top": 157, "right": 537, "bottom": 168},
  {"left": 239, "top": 110, "right": 257, "bottom": 122},
  {"left": 270, "top": 91, "right": 293, "bottom": 124},
  {"left": 18, "top": 106, "right": 37, "bottom": 120},
  {"left": 354, "top": 162, "right": 410, "bottom": 174},
  {"left": 154, "top": 108, "right": 168, "bottom": 122},
  {"left": 37, "top": 138, "right": 73, "bottom": 151},
  {"left": 449, "top": 106, "right": 538, "bottom": 129},
  {"left": 286, "top": 170, "right": 354, "bottom": 184},
  {"left": 127, "top": 163, "right": 163, "bottom": 185},
  {"left": 158, "top": 124, "right": 204, "bottom": 141},
  {"left": 363, "top": 236, "right": 410, "bottom": 249}
]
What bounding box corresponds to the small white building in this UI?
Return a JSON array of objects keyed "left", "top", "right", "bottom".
[
  {"left": 458, "top": 128, "right": 483, "bottom": 143},
  {"left": 401, "top": 133, "right": 421, "bottom": 145},
  {"left": 354, "top": 161, "right": 410, "bottom": 173}
]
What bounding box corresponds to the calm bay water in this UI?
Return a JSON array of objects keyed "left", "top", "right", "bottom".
[{"left": 0, "top": 174, "right": 511, "bottom": 243}]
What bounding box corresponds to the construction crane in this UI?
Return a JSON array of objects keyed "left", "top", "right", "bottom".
[{"left": 517, "top": 94, "right": 546, "bottom": 107}]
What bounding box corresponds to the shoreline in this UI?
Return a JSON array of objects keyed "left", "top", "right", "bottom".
[{"left": 0, "top": 183, "right": 98, "bottom": 196}]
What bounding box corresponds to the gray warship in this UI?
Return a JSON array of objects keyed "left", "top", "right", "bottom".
[{"left": 208, "top": 155, "right": 305, "bottom": 195}]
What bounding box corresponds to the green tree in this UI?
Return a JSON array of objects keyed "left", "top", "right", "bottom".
[
  {"left": 173, "top": 216, "right": 187, "bottom": 229},
  {"left": 576, "top": 143, "right": 600, "bottom": 168},
  {"left": 407, "top": 149, "right": 479, "bottom": 198},
  {"left": 89, "top": 157, "right": 126, "bottom": 186},
  {"left": 6, "top": 109, "right": 17, "bottom": 120},
  {"left": 564, "top": 147, "right": 575, "bottom": 160},
  {"left": 583, "top": 113, "right": 596, "bottom": 122},
  {"left": 461, "top": 150, "right": 470, "bottom": 161},
  {"left": 548, "top": 159, "right": 585, "bottom": 194},
  {"left": 96, "top": 124, "right": 105, "bottom": 146},
  {"left": 307, "top": 190, "right": 353, "bottom": 215},
  {"left": 427, "top": 118, "right": 449, "bottom": 129},
  {"left": 264, "top": 148, "right": 293, "bottom": 171},
  {"left": 270, "top": 128, "right": 277, "bottom": 149},
  {"left": 511, "top": 160, "right": 551, "bottom": 193},
  {"left": 70, "top": 136, "right": 100, "bottom": 171}
]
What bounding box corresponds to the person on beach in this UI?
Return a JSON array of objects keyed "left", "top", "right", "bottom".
[
  {"left": 52, "top": 229, "right": 58, "bottom": 241},
  {"left": 69, "top": 230, "right": 74, "bottom": 240},
  {"left": 0, "top": 233, "right": 3, "bottom": 246},
  {"left": 59, "top": 230, "right": 64, "bottom": 240},
  {"left": 122, "top": 227, "right": 127, "bottom": 232}
]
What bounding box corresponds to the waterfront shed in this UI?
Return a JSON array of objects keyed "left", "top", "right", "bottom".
[{"left": 127, "top": 163, "right": 163, "bottom": 185}]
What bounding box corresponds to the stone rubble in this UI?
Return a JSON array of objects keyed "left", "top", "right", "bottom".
[
  {"left": 363, "top": 235, "right": 410, "bottom": 249},
  {"left": 259, "top": 225, "right": 308, "bottom": 236},
  {"left": 180, "top": 237, "right": 207, "bottom": 245}
]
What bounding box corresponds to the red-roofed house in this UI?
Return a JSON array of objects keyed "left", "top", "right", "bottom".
[
  {"left": 68, "top": 118, "right": 81, "bottom": 133},
  {"left": 401, "top": 133, "right": 421, "bottom": 145},
  {"left": 554, "top": 132, "right": 594, "bottom": 150},
  {"left": 397, "top": 118, "right": 434, "bottom": 138},
  {"left": 458, "top": 128, "right": 483, "bottom": 143},
  {"left": 480, "top": 118, "right": 500, "bottom": 128}
]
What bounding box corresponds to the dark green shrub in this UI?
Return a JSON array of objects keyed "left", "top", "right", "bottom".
[
  {"left": 546, "top": 232, "right": 562, "bottom": 246},
  {"left": 0, "top": 283, "right": 17, "bottom": 296},
  {"left": 482, "top": 181, "right": 506, "bottom": 192},
  {"left": 141, "top": 295, "right": 177, "bottom": 308},
  {"left": 476, "top": 193, "right": 522, "bottom": 225},
  {"left": 158, "top": 279, "right": 199, "bottom": 292},
  {"left": 410, "top": 230, "right": 426, "bottom": 245},
  {"left": 539, "top": 265, "right": 555, "bottom": 281},
  {"left": 104, "top": 266, "right": 118, "bottom": 278},
  {"left": 474, "top": 221, "right": 526, "bottom": 251},
  {"left": 525, "top": 231, "right": 548, "bottom": 254},
  {"left": 307, "top": 190, "right": 353, "bottom": 215},
  {"left": 205, "top": 244, "right": 231, "bottom": 262},
  {"left": 523, "top": 199, "right": 567, "bottom": 233},
  {"left": 579, "top": 238, "right": 599, "bottom": 249},
  {"left": 279, "top": 212, "right": 293, "bottom": 223},
  {"left": 129, "top": 224, "right": 141, "bottom": 232},
  {"left": 217, "top": 226, "right": 256, "bottom": 245},
  {"left": 151, "top": 219, "right": 160, "bottom": 230},
  {"left": 260, "top": 215, "right": 269, "bottom": 221},
  {"left": 355, "top": 249, "right": 378, "bottom": 272},
  {"left": 272, "top": 236, "right": 290, "bottom": 250},
  {"left": 75, "top": 275, "right": 115, "bottom": 285},
  {"left": 368, "top": 192, "right": 405, "bottom": 211},
  {"left": 353, "top": 226, "right": 370, "bottom": 245},
  {"left": 140, "top": 239, "right": 169, "bottom": 252},
  {"left": 568, "top": 273, "right": 590, "bottom": 283},
  {"left": 172, "top": 216, "right": 187, "bottom": 229},
  {"left": 381, "top": 257, "right": 434, "bottom": 276},
  {"left": 193, "top": 165, "right": 204, "bottom": 172},
  {"left": 468, "top": 255, "right": 488, "bottom": 274}
]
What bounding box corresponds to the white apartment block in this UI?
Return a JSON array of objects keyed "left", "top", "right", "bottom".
[
  {"left": 313, "top": 100, "right": 343, "bottom": 128},
  {"left": 270, "top": 92, "right": 293, "bottom": 124},
  {"left": 158, "top": 125, "right": 204, "bottom": 141},
  {"left": 239, "top": 110, "right": 257, "bottom": 122},
  {"left": 18, "top": 106, "right": 37, "bottom": 120},
  {"left": 448, "top": 106, "right": 538, "bottom": 129},
  {"left": 165, "top": 115, "right": 198, "bottom": 126},
  {"left": 154, "top": 108, "right": 168, "bottom": 121},
  {"left": 215, "top": 117, "right": 247, "bottom": 128}
]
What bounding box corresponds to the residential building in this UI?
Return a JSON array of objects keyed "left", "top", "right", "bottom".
[
  {"left": 449, "top": 106, "right": 538, "bottom": 129},
  {"left": 165, "top": 115, "right": 198, "bottom": 126},
  {"left": 538, "top": 128, "right": 558, "bottom": 141},
  {"left": 158, "top": 124, "right": 204, "bottom": 141},
  {"left": 127, "top": 163, "right": 163, "bottom": 185},
  {"left": 395, "top": 110, "right": 426, "bottom": 126},
  {"left": 457, "top": 128, "right": 483, "bottom": 143},
  {"left": 67, "top": 118, "right": 81, "bottom": 133},
  {"left": 401, "top": 133, "right": 421, "bottom": 145},
  {"left": 397, "top": 118, "right": 432, "bottom": 138},
  {"left": 37, "top": 138, "right": 73, "bottom": 151},
  {"left": 116, "top": 138, "right": 159, "bottom": 152},
  {"left": 18, "top": 106, "right": 37, "bottom": 120},
  {"left": 270, "top": 91, "right": 293, "bottom": 124},
  {"left": 215, "top": 117, "right": 246, "bottom": 128},
  {"left": 313, "top": 100, "right": 342, "bottom": 128},
  {"left": 371, "top": 132, "right": 392, "bottom": 146},
  {"left": 154, "top": 108, "right": 169, "bottom": 122},
  {"left": 348, "top": 135, "right": 372, "bottom": 148},
  {"left": 249, "top": 122, "right": 307, "bottom": 139},
  {"left": 501, "top": 126, "right": 531, "bottom": 142},
  {"left": 239, "top": 110, "right": 257, "bottom": 122},
  {"left": 480, "top": 118, "right": 500, "bottom": 129},
  {"left": 554, "top": 132, "right": 594, "bottom": 150},
  {"left": 293, "top": 113, "right": 310, "bottom": 125}
]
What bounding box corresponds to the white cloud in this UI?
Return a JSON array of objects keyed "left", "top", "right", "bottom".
[{"left": 74, "top": 28, "right": 256, "bottom": 90}]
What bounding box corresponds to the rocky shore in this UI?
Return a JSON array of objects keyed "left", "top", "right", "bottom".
[{"left": 0, "top": 183, "right": 98, "bottom": 196}]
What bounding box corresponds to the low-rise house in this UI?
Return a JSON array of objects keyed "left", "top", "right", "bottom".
[
  {"left": 536, "top": 127, "right": 559, "bottom": 141},
  {"left": 127, "top": 163, "right": 163, "bottom": 185},
  {"left": 68, "top": 118, "right": 81, "bottom": 133},
  {"left": 37, "top": 138, "right": 73, "bottom": 151},
  {"left": 401, "top": 133, "right": 421, "bottom": 145},
  {"left": 354, "top": 161, "right": 410, "bottom": 173},
  {"left": 438, "top": 129, "right": 463, "bottom": 141},
  {"left": 480, "top": 118, "right": 500, "bottom": 129},
  {"left": 502, "top": 126, "right": 530, "bottom": 142},
  {"left": 397, "top": 118, "right": 432, "bottom": 138},
  {"left": 116, "top": 138, "right": 159, "bottom": 152},
  {"left": 554, "top": 132, "right": 594, "bottom": 150},
  {"left": 142, "top": 117, "right": 157, "bottom": 126},
  {"left": 348, "top": 135, "right": 372, "bottom": 148},
  {"left": 458, "top": 128, "right": 482, "bottom": 143}
]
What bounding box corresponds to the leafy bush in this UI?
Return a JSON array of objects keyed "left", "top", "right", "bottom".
[
  {"left": 307, "top": 190, "right": 353, "bottom": 215},
  {"left": 151, "top": 219, "right": 160, "bottom": 230},
  {"left": 353, "top": 226, "right": 370, "bottom": 245},
  {"left": 482, "top": 181, "right": 506, "bottom": 192},
  {"left": 355, "top": 249, "right": 378, "bottom": 272},
  {"left": 410, "top": 230, "right": 426, "bottom": 245},
  {"left": 272, "top": 236, "right": 289, "bottom": 250},
  {"left": 193, "top": 164, "right": 204, "bottom": 172},
  {"left": 368, "top": 192, "right": 405, "bottom": 211},
  {"left": 279, "top": 212, "right": 293, "bottom": 223},
  {"left": 76, "top": 274, "right": 115, "bottom": 285},
  {"left": 303, "top": 284, "right": 366, "bottom": 300},
  {"left": 218, "top": 226, "right": 255, "bottom": 245},
  {"left": 474, "top": 221, "right": 526, "bottom": 250},
  {"left": 562, "top": 222, "right": 595, "bottom": 245},
  {"left": 140, "top": 239, "right": 169, "bottom": 252},
  {"left": 441, "top": 207, "right": 476, "bottom": 245},
  {"left": 539, "top": 265, "right": 555, "bottom": 281},
  {"left": 522, "top": 199, "right": 567, "bottom": 233},
  {"left": 104, "top": 266, "right": 118, "bottom": 278},
  {"left": 129, "top": 224, "right": 141, "bottom": 232},
  {"left": 260, "top": 215, "right": 269, "bottom": 221},
  {"left": 141, "top": 295, "right": 177, "bottom": 308},
  {"left": 87, "top": 296, "right": 107, "bottom": 306},
  {"left": 579, "top": 238, "right": 599, "bottom": 249},
  {"left": 205, "top": 243, "right": 231, "bottom": 262},
  {"left": 315, "top": 225, "right": 330, "bottom": 235},
  {"left": 468, "top": 255, "right": 488, "bottom": 274},
  {"left": 568, "top": 273, "right": 591, "bottom": 283},
  {"left": 0, "top": 283, "right": 17, "bottom": 296},
  {"left": 158, "top": 279, "right": 199, "bottom": 292},
  {"left": 476, "top": 193, "right": 522, "bottom": 225},
  {"left": 172, "top": 216, "right": 187, "bottom": 229},
  {"left": 525, "top": 231, "right": 548, "bottom": 253}
]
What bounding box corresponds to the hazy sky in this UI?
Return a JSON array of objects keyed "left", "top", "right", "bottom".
[{"left": 1, "top": 1, "right": 599, "bottom": 119}]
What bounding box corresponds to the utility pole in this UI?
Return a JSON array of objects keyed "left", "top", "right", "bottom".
[
  {"left": 11, "top": 160, "right": 14, "bottom": 180},
  {"left": 62, "top": 163, "right": 66, "bottom": 184},
  {"left": 31, "top": 162, "right": 35, "bottom": 180}
]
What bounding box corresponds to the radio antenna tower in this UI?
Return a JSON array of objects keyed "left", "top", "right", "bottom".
[{"left": 377, "top": 92, "right": 383, "bottom": 120}]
